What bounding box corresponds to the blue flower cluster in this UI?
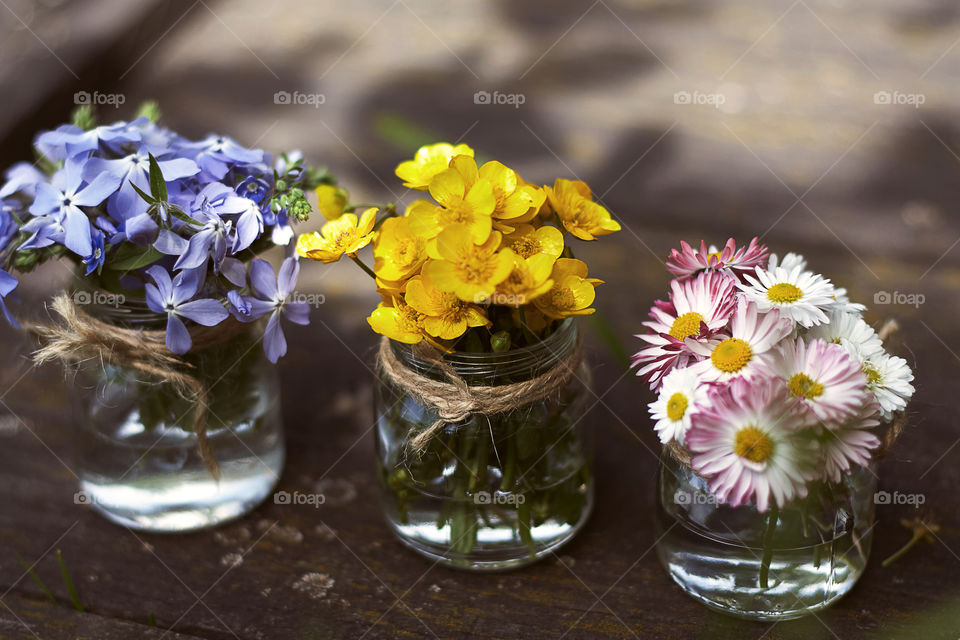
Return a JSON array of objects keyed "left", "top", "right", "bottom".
[{"left": 0, "top": 116, "right": 315, "bottom": 362}]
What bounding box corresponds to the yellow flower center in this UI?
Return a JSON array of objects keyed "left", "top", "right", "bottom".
[
  {"left": 455, "top": 253, "right": 495, "bottom": 284},
  {"left": 706, "top": 251, "right": 722, "bottom": 264},
  {"left": 710, "top": 338, "right": 752, "bottom": 373},
  {"left": 510, "top": 236, "right": 539, "bottom": 259},
  {"left": 550, "top": 287, "right": 575, "bottom": 311},
  {"left": 767, "top": 282, "right": 803, "bottom": 304},
  {"left": 862, "top": 362, "right": 882, "bottom": 387},
  {"left": 669, "top": 312, "right": 704, "bottom": 340},
  {"left": 666, "top": 392, "right": 688, "bottom": 421},
  {"left": 734, "top": 426, "right": 774, "bottom": 463},
  {"left": 788, "top": 372, "right": 824, "bottom": 399}
]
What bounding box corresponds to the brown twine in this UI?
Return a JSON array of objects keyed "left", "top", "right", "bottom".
[
  {"left": 377, "top": 335, "right": 584, "bottom": 452},
  {"left": 27, "top": 293, "right": 246, "bottom": 480}
]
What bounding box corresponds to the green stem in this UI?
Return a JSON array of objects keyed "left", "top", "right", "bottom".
[
  {"left": 759, "top": 503, "right": 780, "bottom": 590},
  {"left": 882, "top": 532, "right": 923, "bottom": 568},
  {"left": 15, "top": 553, "right": 57, "bottom": 604},
  {"left": 56, "top": 550, "right": 84, "bottom": 612},
  {"left": 348, "top": 254, "right": 377, "bottom": 280}
]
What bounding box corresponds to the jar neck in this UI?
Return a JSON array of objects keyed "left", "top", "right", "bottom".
[{"left": 390, "top": 319, "right": 579, "bottom": 386}]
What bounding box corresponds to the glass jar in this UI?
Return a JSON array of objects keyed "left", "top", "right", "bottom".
[
  {"left": 655, "top": 450, "right": 876, "bottom": 620},
  {"left": 374, "top": 319, "right": 594, "bottom": 571},
  {"left": 72, "top": 300, "right": 284, "bottom": 532}
]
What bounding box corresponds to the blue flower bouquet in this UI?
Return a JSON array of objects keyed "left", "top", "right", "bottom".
[{"left": 0, "top": 105, "right": 329, "bottom": 531}]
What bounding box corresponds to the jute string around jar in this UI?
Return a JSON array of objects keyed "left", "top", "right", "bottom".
[
  {"left": 28, "top": 293, "right": 248, "bottom": 479},
  {"left": 665, "top": 318, "right": 907, "bottom": 468},
  {"left": 377, "top": 335, "right": 584, "bottom": 453}
]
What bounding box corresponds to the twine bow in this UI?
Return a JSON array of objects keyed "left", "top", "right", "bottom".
[
  {"left": 377, "top": 335, "right": 584, "bottom": 452},
  {"left": 28, "top": 293, "right": 238, "bottom": 479}
]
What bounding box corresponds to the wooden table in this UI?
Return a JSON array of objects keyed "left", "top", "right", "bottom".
[{"left": 1, "top": 0, "right": 959, "bottom": 638}]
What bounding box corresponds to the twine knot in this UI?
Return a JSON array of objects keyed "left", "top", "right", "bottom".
[{"left": 377, "top": 334, "right": 584, "bottom": 452}]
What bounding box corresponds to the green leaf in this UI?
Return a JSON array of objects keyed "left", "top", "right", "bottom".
[
  {"left": 108, "top": 244, "right": 163, "bottom": 271},
  {"left": 148, "top": 154, "right": 167, "bottom": 201},
  {"left": 130, "top": 181, "right": 156, "bottom": 206}
]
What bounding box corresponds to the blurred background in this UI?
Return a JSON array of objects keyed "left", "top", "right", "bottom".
[
  {"left": 2, "top": 1, "right": 960, "bottom": 637},
  {"left": 3, "top": 0, "right": 960, "bottom": 319}
]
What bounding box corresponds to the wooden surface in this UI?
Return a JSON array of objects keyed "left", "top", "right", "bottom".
[{"left": 2, "top": 1, "right": 960, "bottom": 638}]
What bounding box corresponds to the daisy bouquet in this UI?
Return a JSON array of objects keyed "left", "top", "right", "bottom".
[
  {"left": 297, "top": 142, "right": 619, "bottom": 567},
  {"left": 0, "top": 105, "right": 327, "bottom": 450},
  {"left": 634, "top": 238, "right": 915, "bottom": 596}
]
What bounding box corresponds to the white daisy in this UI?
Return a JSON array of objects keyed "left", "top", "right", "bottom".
[
  {"left": 648, "top": 367, "right": 710, "bottom": 446},
  {"left": 739, "top": 264, "right": 837, "bottom": 328},
  {"left": 861, "top": 351, "right": 915, "bottom": 420},
  {"left": 827, "top": 286, "right": 866, "bottom": 314},
  {"left": 631, "top": 271, "right": 737, "bottom": 390},
  {"left": 688, "top": 299, "right": 793, "bottom": 383},
  {"left": 768, "top": 251, "right": 807, "bottom": 273},
  {"left": 769, "top": 338, "right": 871, "bottom": 425},
  {"left": 807, "top": 310, "right": 883, "bottom": 360},
  {"left": 818, "top": 405, "right": 882, "bottom": 483},
  {"left": 686, "top": 376, "right": 819, "bottom": 512}
]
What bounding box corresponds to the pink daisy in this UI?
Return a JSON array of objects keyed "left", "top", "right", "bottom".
[
  {"left": 686, "top": 376, "right": 819, "bottom": 512},
  {"left": 769, "top": 338, "right": 871, "bottom": 426},
  {"left": 631, "top": 271, "right": 737, "bottom": 390},
  {"left": 818, "top": 404, "right": 882, "bottom": 483},
  {"left": 666, "top": 237, "right": 768, "bottom": 278},
  {"left": 687, "top": 299, "right": 793, "bottom": 384}
]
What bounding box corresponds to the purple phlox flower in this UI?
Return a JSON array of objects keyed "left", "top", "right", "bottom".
[
  {"left": 175, "top": 134, "right": 264, "bottom": 180},
  {"left": 172, "top": 183, "right": 251, "bottom": 273},
  {"left": 35, "top": 119, "right": 145, "bottom": 160},
  {"left": 82, "top": 229, "right": 106, "bottom": 275},
  {"left": 0, "top": 268, "right": 19, "bottom": 327},
  {"left": 238, "top": 257, "right": 309, "bottom": 363},
  {"left": 83, "top": 150, "right": 199, "bottom": 221},
  {"left": 236, "top": 176, "right": 270, "bottom": 205},
  {"left": 0, "top": 201, "right": 19, "bottom": 249},
  {"left": 0, "top": 163, "right": 47, "bottom": 200},
  {"left": 27, "top": 158, "right": 121, "bottom": 257},
  {"left": 234, "top": 197, "right": 264, "bottom": 253},
  {"left": 144, "top": 265, "right": 229, "bottom": 354}
]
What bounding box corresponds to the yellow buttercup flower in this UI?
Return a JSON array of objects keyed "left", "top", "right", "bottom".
[
  {"left": 478, "top": 161, "right": 545, "bottom": 232},
  {"left": 405, "top": 275, "right": 490, "bottom": 340},
  {"left": 395, "top": 143, "right": 475, "bottom": 190},
  {"left": 373, "top": 214, "right": 427, "bottom": 285},
  {"left": 545, "top": 179, "right": 621, "bottom": 241},
  {"left": 502, "top": 223, "right": 564, "bottom": 260},
  {"left": 367, "top": 298, "right": 424, "bottom": 344},
  {"left": 491, "top": 253, "right": 555, "bottom": 307},
  {"left": 424, "top": 224, "right": 514, "bottom": 303},
  {"left": 315, "top": 184, "right": 348, "bottom": 221},
  {"left": 408, "top": 158, "right": 495, "bottom": 243},
  {"left": 534, "top": 258, "right": 603, "bottom": 319},
  {"left": 297, "top": 207, "right": 378, "bottom": 263}
]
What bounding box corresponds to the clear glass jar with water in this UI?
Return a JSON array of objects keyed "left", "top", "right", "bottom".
[
  {"left": 655, "top": 450, "right": 876, "bottom": 620},
  {"left": 73, "top": 301, "right": 284, "bottom": 532},
  {"left": 374, "top": 319, "right": 593, "bottom": 570}
]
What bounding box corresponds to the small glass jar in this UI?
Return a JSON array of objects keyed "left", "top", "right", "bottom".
[
  {"left": 72, "top": 299, "right": 284, "bottom": 532},
  {"left": 374, "top": 319, "right": 594, "bottom": 571},
  {"left": 655, "top": 450, "right": 876, "bottom": 620}
]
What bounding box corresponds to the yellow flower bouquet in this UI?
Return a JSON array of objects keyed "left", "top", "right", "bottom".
[{"left": 299, "top": 143, "right": 620, "bottom": 570}]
